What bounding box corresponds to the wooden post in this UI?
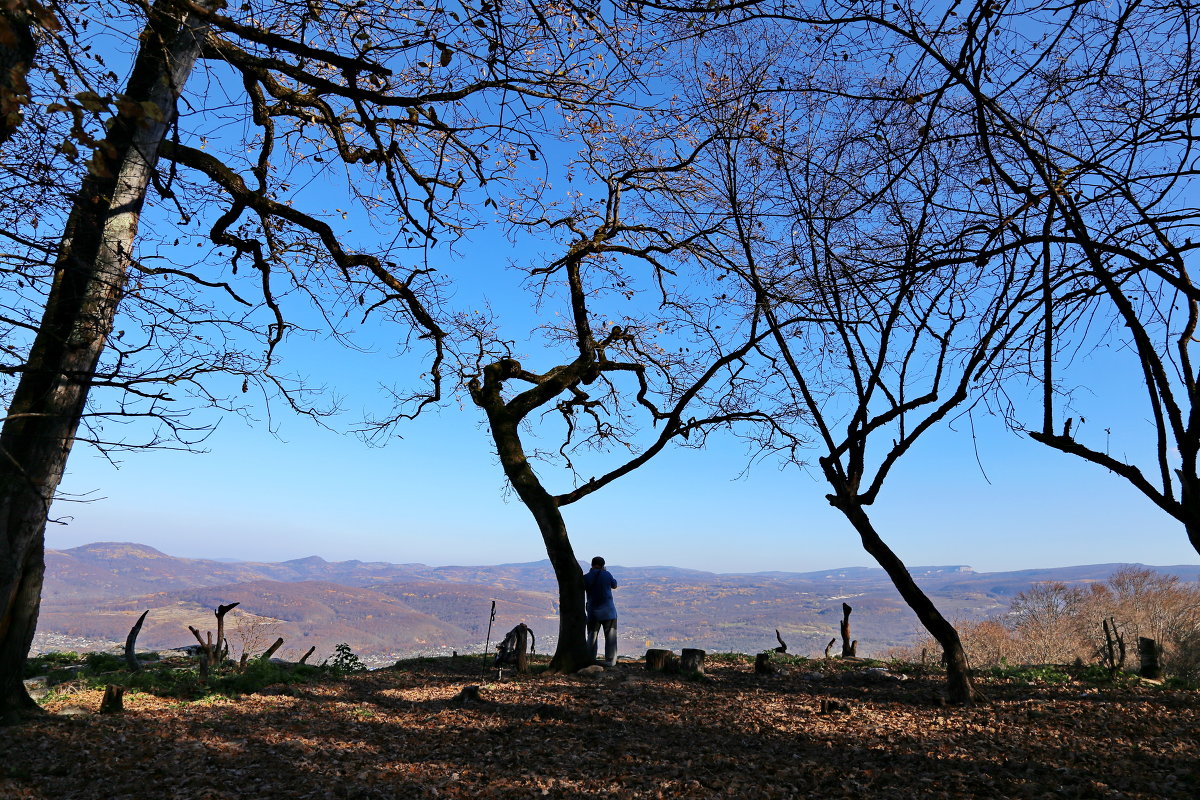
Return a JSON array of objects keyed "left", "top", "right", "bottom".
[
  {"left": 754, "top": 652, "right": 775, "bottom": 674},
  {"left": 824, "top": 638, "right": 836, "bottom": 659},
  {"left": 1138, "top": 637, "right": 1163, "bottom": 679},
  {"left": 645, "top": 649, "right": 672, "bottom": 672},
  {"left": 124, "top": 609, "right": 149, "bottom": 672},
  {"left": 840, "top": 603, "right": 855, "bottom": 658},
  {"left": 681, "top": 648, "right": 706, "bottom": 675},
  {"left": 99, "top": 684, "right": 125, "bottom": 714},
  {"left": 299, "top": 646, "right": 316, "bottom": 665}
]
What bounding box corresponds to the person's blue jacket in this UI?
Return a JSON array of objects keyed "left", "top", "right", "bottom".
[{"left": 583, "top": 567, "right": 618, "bottom": 623}]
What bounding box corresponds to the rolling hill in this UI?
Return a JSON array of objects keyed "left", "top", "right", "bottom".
[{"left": 35, "top": 542, "right": 1200, "bottom": 665}]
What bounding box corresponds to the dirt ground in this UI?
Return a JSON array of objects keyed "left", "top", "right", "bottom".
[{"left": 3, "top": 656, "right": 1197, "bottom": 799}]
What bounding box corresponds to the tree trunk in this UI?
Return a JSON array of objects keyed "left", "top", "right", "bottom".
[
  {"left": 835, "top": 499, "right": 976, "bottom": 704},
  {"left": 514, "top": 623, "right": 530, "bottom": 674},
  {"left": 475, "top": 399, "right": 589, "bottom": 673},
  {"left": 214, "top": 602, "right": 239, "bottom": 663},
  {"left": 1185, "top": 508, "right": 1200, "bottom": 563},
  {"left": 0, "top": 2, "right": 210, "bottom": 719},
  {"left": 260, "top": 637, "right": 284, "bottom": 661}
]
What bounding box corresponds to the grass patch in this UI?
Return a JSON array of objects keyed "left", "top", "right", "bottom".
[
  {"left": 705, "top": 652, "right": 753, "bottom": 665},
  {"left": 28, "top": 650, "right": 331, "bottom": 703},
  {"left": 983, "top": 663, "right": 1073, "bottom": 685}
]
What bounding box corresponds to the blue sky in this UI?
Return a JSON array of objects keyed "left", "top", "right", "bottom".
[
  {"left": 49, "top": 321, "right": 1200, "bottom": 574},
  {"left": 36, "top": 2, "right": 1200, "bottom": 576}
]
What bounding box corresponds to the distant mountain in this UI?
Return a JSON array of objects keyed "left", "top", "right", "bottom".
[{"left": 35, "top": 542, "right": 1200, "bottom": 665}]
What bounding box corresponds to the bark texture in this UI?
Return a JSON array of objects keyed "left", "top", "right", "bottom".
[{"left": 0, "top": 1, "right": 211, "bottom": 718}]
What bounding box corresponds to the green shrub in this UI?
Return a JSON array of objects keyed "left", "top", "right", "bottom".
[
  {"left": 84, "top": 652, "right": 126, "bottom": 672},
  {"left": 329, "top": 643, "right": 367, "bottom": 673},
  {"left": 38, "top": 651, "right": 81, "bottom": 665},
  {"left": 985, "top": 663, "right": 1073, "bottom": 684},
  {"left": 1079, "top": 664, "right": 1115, "bottom": 683},
  {"left": 24, "top": 651, "right": 83, "bottom": 678},
  {"left": 211, "top": 659, "right": 319, "bottom": 695}
]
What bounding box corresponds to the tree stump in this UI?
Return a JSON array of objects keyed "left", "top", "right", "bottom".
[
  {"left": 819, "top": 698, "right": 851, "bottom": 715},
  {"left": 261, "top": 637, "right": 285, "bottom": 661},
  {"left": 681, "top": 648, "right": 706, "bottom": 675},
  {"left": 514, "top": 623, "right": 530, "bottom": 674},
  {"left": 755, "top": 652, "right": 775, "bottom": 674},
  {"left": 645, "top": 649, "right": 672, "bottom": 672},
  {"left": 493, "top": 623, "right": 534, "bottom": 673},
  {"left": 840, "top": 603, "right": 855, "bottom": 658},
  {"left": 124, "top": 609, "right": 148, "bottom": 672},
  {"left": 453, "top": 685, "right": 483, "bottom": 704},
  {"left": 1138, "top": 637, "right": 1163, "bottom": 679},
  {"left": 99, "top": 684, "right": 125, "bottom": 714}
]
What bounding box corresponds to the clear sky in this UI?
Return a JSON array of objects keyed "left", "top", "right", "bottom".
[{"left": 48, "top": 312, "right": 1200, "bottom": 574}]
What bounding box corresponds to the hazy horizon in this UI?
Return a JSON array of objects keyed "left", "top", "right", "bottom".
[{"left": 47, "top": 539, "right": 1200, "bottom": 578}]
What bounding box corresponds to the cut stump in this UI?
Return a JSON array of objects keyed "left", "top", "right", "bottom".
[
  {"left": 99, "top": 684, "right": 125, "bottom": 714},
  {"left": 681, "top": 648, "right": 706, "bottom": 675},
  {"left": 645, "top": 649, "right": 673, "bottom": 672}
]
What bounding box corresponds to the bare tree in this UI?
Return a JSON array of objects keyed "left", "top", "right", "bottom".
[
  {"left": 459, "top": 143, "right": 773, "bottom": 671},
  {"left": 1007, "top": 582, "right": 1090, "bottom": 664},
  {"left": 646, "top": 0, "right": 1200, "bottom": 553},
  {"left": 0, "top": 0, "right": 219, "bottom": 720},
  {"left": 0, "top": 0, "right": 632, "bottom": 718},
  {"left": 645, "top": 17, "right": 1061, "bottom": 702},
  {"left": 635, "top": 0, "right": 1199, "bottom": 697}
]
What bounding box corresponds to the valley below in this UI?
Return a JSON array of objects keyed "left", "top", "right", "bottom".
[{"left": 36, "top": 542, "right": 1200, "bottom": 666}]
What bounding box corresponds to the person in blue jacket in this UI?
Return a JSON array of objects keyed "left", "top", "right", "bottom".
[{"left": 583, "top": 555, "right": 619, "bottom": 667}]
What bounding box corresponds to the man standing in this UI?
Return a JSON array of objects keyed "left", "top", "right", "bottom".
[{"left": 583, "top": 556, "right": 618, "bottom": 667}]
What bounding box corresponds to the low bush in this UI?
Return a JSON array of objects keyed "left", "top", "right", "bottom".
[
  {"left": 84, "top": 652, "right": 126, "bottom": 672},
  {"left": 23, "top": 651, "right": 83, "bottom": 678},
  {"left": 984, "top": 663, "right": 1073, "bottom": 685}
]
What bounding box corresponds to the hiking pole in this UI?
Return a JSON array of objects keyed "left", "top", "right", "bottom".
[{"left": 481, "top": 600, "right": 496, "bottom": 675}]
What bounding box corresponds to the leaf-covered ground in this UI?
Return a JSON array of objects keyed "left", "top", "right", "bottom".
[{"left": 3, "top": 656, "right": 1197, "bottom": 799}]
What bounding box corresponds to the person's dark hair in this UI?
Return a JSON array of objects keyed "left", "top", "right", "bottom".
[{"left": 591, "top": 556, "right": 605, "bottom": 568}]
